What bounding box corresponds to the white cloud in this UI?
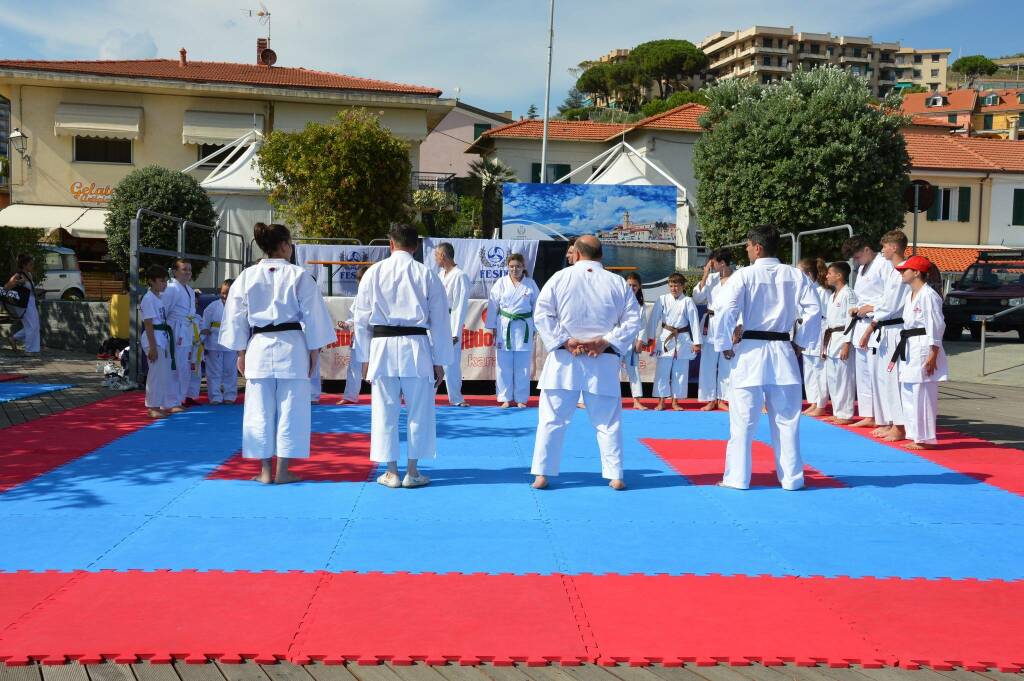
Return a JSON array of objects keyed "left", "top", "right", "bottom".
[{"left": 98, "top": 30, "right": 158, "bottom": 60}]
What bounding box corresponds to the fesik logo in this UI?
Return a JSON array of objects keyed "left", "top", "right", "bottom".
[{"left": 479, "top": 245, "right": 506, "bottom": 267}]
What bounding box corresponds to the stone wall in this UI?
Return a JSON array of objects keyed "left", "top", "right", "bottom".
[{"left": 39, "top": 301, "right": 110, "bottom": 353}]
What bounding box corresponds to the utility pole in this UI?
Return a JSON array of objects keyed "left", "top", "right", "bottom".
[{"left": 540, "top": 0, "right": 555, "bottom": 183}]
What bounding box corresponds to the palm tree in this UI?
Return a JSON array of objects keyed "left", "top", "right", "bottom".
[{"left": 468, "top": 157, "right": 517, "bottom": 237}]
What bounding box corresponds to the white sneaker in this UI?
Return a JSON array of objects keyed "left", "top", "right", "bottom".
[
  {"left": 402, "top": 473, "right": 431, "bottom": 489},
  {"left": 376, "top": 472, "right": 402, "bottom": 488}
]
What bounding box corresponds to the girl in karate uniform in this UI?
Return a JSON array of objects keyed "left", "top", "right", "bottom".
[
  {"left": 798, "top": 257, "right": 830, "bottom": 416},
  {"left": 621, "top": 272, "right": 648, "bottom": 409},
  {"left": 893, "top": 256, "right": 948, "bottom": 450},
  {"left": 219, "top": 223, "right": 337, "bottom": 484},
  {"left": 692, "top": 250, "right": 735, "bottom": 411},
  {"left": 486, "top": 253, "right": 540, "bottom": 408},
  {"left": 648, "top": 272, "right": 702, "bottom": 410},
  {"left": 823, "top": 262, "right": 858, "bottom": 424}
]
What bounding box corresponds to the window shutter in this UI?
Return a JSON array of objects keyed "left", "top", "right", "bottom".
[
  {"left": 531, "top": 163, "right": 541, "bottom": 184},
  {"left": 958, "top": 187, "right": 971, "bottom": 222},
  {"left": 1012, "top": 188, "right": 1024, "bottom": 226},
  {"left": 926, "top": 192, "right": 940, "bottom": 220}
]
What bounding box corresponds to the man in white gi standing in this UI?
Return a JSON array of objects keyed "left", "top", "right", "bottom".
[
  {"left": 352, "top": 224, "right": 452, "bottom": 489},
  {"left": 163, "top": 259, "right": 197, "bottom": 412},
  {"left": 530, "top": 235, "right": 642, "bottom": 491},
  {"left": 715, "top": 225, "right": 821, "bottom": 491},
  {"left": 842, "top": 236, "right": 888, "bottom": 428},
  {"left": 434, "top": 242, "right": 471, "bottom": 407}
]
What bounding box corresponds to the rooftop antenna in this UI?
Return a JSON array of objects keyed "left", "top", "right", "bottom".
[{"left": 242, "top": 0, "right": 271, "bottom": 40}]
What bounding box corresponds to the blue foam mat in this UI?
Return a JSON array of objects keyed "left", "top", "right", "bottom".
[{"left": 0, "top": 382, "right": 71, "bottom": 402}]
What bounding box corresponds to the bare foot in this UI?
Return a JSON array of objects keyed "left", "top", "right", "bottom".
[
  {"left": 719, "top": 402, "right": 729, "bottom": 412},
  {"left": 883, "top": 433, "right": 905, "bottom": 442},
  {"left": 905, "top": 442, "right": 934, "bottom": 450},
  {"left": 609, "top": 479, "right": 626, "bottom": 491},
  {"left": 576, "top": 402, "right": 585, "bottom": 409},
  {"left": 632, "top": 400, "right": 647, "bottom": 410},
  {"left": 275, "top": 470, "right": 302, "bottom": 484},
  {"left": 832, "top": 418, "right": 855, "bottom": 425},
  {"left": 252, "top": 472, "right": 273, "bottom": 484},
  {"left": 531, "top": 475, "right": 548, "bottom": 490},
  {"left": 700, "top": 401, "right": 717, "bottom": 412},
  {"left": 516, "top": 402, "right": 528, "bottom": 408},
  {"left": 168, "top": 406, "right": 185, "bottom": 414},
  {"left": 871, "top": 427, "right": 890, "bottom": 438},
  {"left": 653, "top": 402, "right": 665, "bottom": 411},
  {"left": 499, "top": 402, "right": 511, "bottom": 409},
  {"left": 147, "top": 409, "right": 167, "bottom": 419},
  {"left": 457, "top": 402, "right": 470, "bottom": 408},
  {"left": 808, "top": 407, "right": 828, "bottom": 417},
  {"left": 851, "top": 418, "right": 876, "bottom": 428},
  {"left": 671, "top": 401, "right": 684, "bottom": 411}
]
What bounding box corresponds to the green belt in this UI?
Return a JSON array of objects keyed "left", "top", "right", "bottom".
[
  {"left": 499, "top": 308, "right": 531, "bottom": 348},
  {"left": 153, "top": 323, "right": 176, "bottom": 370}
]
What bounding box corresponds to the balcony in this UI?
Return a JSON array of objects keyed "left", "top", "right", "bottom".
[
  {"left": 840, "top": 55, "right": 870, "bottom": 64},
  {"left": 756, "top": 46, "right": 792, "bottom": 55},
  {"left": 798, "top": 51, "right": 829, "bottom": 60},
  {"left": 412, "top": 171, "right": 456, "bottom": 192},
  {"left": 755, "top": 63, "right": 793, "bottom": 74}
]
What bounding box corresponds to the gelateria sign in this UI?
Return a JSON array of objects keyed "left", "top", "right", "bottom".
[{"left": 69, "top": 181, "right": 113, "bottom": 204}]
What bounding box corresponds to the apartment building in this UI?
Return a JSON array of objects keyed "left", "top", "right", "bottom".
[
  {"left": 895, "top": 48, "right": 951, "bottom": 92},
  {"left": 902, "top": 88, "right": 1023, "bottom": 139},
  {"left": 698, "top": 26, "right": 908, "bottom": 97}
]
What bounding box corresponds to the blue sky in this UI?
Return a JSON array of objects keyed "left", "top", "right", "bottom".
[{"left": 0, "top": 1, "right": 1019, "bottom": 118}]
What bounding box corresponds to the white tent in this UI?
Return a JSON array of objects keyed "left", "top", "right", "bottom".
[{"left": 186, "top": 130, "right": 274, "bottom": 288}]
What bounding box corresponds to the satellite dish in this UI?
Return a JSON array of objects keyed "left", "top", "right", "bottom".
[{"left": 259, "top": 48, "right": 277, "bottom": 66}]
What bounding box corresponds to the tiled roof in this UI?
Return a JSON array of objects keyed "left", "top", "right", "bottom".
[
  {"left": 909, "top": 115, "right": 959, "bottom": 128},
  {"left": 479, "top": 120, "right": 630, "bottom": 142},
  {"left": 905, "top": 131, "right": 1024, "bottom": 173},
  {"left": 905, "top": 246, "right": 1009, "bottom": 273},
  {"left": 621, "top": 103, "right": 707, "bottom": 136},
  {"left": 978, "top": 88, "right": 1024, "bottom": 113},
  {"left": 901, "top": 89, "right": 977, "bottom": 114},
  {"left": 0, "top": 58, "right": 441, "bottom": 96}
]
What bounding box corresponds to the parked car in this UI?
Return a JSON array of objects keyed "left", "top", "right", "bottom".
[
  {"left": 36, "top": 245, "right": 85, "bottom": 301},
  {"left": 943, "top": 249, "right": 1024, "bottom": 341}
]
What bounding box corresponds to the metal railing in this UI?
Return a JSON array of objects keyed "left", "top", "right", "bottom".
[
  {"left": 411, "top": 171, "right": 456, "bottom": 192},
  {"left": 979, "top": 303, "right": 1024, "bottom": 375}
]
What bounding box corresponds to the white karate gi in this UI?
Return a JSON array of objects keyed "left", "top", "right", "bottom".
[
  {"left": 648, "top": 293, "right": 702, "bottom": 399},
  {"left": 201, "top": 299, "right": 238, "bottom": 404},
  {"left": 801, "top": 283, "right": 829, "bottom": 409},
  {"left": 486, "top": 275, "right": 540, "bottom": 405},
  {"left": 351, "top": 251, "right": 452, "bottom": 463},
  {"left": 220, "top": 259, "right": 336, "bottom": 459},
  {"left": 868, "top": 266, "right": 909, "bottom": 427},
  {"left": 851, "top": 253, "right": 887, "bottom": 419},
  {"left": 620, "top": 305, "right": 647, "bottom": 399},
  {"left": 898, "top": 286, "right": 948, "bottom": 445},
  {"left": 163, "top": 279, "right": 198, "bottom": 406},
  {"left": 715, "top": 258, "right": 821, "bottom": 490},
  {"left": 310, "top": 354, "right": 321, "bottom": 403},
  {"left": 530, "top": 261, "right": 643, "bottom": 481},
  {"left": 5, "top": 273, "right": 40, "bottom": 353},
  {"left": 440, "top": 266, "right": 471, "bottom": 405},
  {"left": 693, "top": 273, "right": 736, "bottom": 402},
  {"left": 140, "top": 290, "right": 175, "bottom": 410},
  {"left": 823, "top": 285, "right": 858, "bottom": 420}
]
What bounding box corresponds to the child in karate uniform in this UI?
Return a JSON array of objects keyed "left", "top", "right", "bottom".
[
  {"left": 486, "top": 253, "right": 540, "bottom": 408},
  {"left": 648, "top": 272, "right": 702, "bottom": 410},
  {"left": 798, "top": 257, "right": 830, "bottom": 416},
  {"left": 621, "top": 272, "right": 648, "bottom": 410},
  {"left": 823, "top": 261, "right": 857, "bottom": 424},
  {"left": 201, "top": 279, "right": 238, "bottom": 405},
  {"left": 893, "top": 256, "right": 948, "bottom": 450},
  {"left": 140, "top": 265, "right": 176, "bottom": 418}
]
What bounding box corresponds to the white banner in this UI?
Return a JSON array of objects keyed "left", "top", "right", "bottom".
[
  {"left": 319, "top": 297, "right": 659, "bottom": 384},
  {"left": 423, "top": 238, "right": 539, "bottom": 300},
  {"left": 295, "top": 244, "right": 391, "bottom": 296}
]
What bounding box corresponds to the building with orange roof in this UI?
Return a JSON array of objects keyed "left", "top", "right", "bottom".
[{"left": 900, "top": 88, "right": 1023, "bottom": 139}]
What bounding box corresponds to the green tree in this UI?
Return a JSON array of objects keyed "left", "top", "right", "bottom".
[
  {"left": 641, "top": 90, "right": 710, "bottom": 117},
  {"left": 899, "top": 84, "right": 930, "bottom": 95},
  {"left": 950, "top": 55, "right": 999, "bottom": 86},
  {"left": 557, "top": 87, "right": 586, "bottom": 115},
  {"left": 607, "top": 61, "right": 645, "bottom": 112},
  {"left": 694, "top": 67, "right": 911, "bottom": 253},
  {"left": 526, "top": 104, "right": 539, "bottom": 120},
  {"left": 257, "top": 108, "right": 412, "bottom": 243},
  {"left": 0, "top": 227, "right": 46, "bottom": 285},
  {"left": 104, "top": 165, "right": 217, "bottom": 277},
  {"left": 559, "top": 106, "right": 592, "bottom": 121},
  {"left": 468, "top": 157, "right": 517, "bottom": 238},
  {"left": 576, "top": 63, "right": 614, "bottom": 106},
  {"left": 629, "top": 39, "right": 708, "bottom": 97}
]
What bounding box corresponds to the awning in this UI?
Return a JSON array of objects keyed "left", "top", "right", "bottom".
[
  {"left": 0, "top": 204, "right": 109, "bottom": 238},
  {"left": 54, "top": 103, "right": 143, "bottom": 140},
  {"left": 182, "top": 111, "right": 264, "bottom": 145}
]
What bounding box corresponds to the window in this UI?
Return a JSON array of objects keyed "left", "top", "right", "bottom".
[
  {"left": 914, "top": 54, "right": 923, "bottom": 64},
  {"left": 913, "top": 69, "right": 922, "bottom": 79},
  {"left": 853, "top": 47, "right": 862, "bottom": 58},
  {"left": 197, "top": 143, "right": 228, "bottom": 167},
  {"left": 763, "top": 38, "right": 773, "bottom": 48},
  {"left": 473, "top": 123, "right": 492, "bottom": 140},
  {"left": 1019, "top": 93, "right": 1024, "bottom": 104},
  {"left": 931, "top": 54, "right": 940, "bottom": 62},
  {"left": 926, "top": 186, "right": 971, "bottom": 222},
  {"left": 1013, "top": 188, "right": 1024, "bottom": 226},
  {"left": 73, "top": 136, "right": 132, "bottom": 164},
  {"left": 927, "top": 95, "right": 945, "bottom": 107},
  {"left": 931, "top": 69, "right": 939, "bottom": 77},
  {"left": 983, "top": 94, "right": 999, "bottom": 106},
  {"left": 983, "top": 114, "right": 994, "bottom": 130},
  {"left": 531, "top": 163, "right": 571, "bottom": 184},
  {"left": 763, "top": 55, "right": 772, "bottom": 66},
  {"left": 851, "top": 66, "right": 862, "bottom": 77},
  {"left": 810, "top": 43, "right": 820, "bottom": 54},
  {"left": 948, "top": 114, "right": 958, "bottom": 124}
]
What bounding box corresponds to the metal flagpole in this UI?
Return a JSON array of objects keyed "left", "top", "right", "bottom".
[{"left": 539, "top": 0, "right": 555, "bottom": 183}]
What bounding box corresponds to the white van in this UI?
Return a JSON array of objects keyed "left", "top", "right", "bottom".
[{"left": 36, "top": 245, "right": 85, "bottom": 301}]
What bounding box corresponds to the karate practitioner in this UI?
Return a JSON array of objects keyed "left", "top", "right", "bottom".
[
  {"left": 163, "top": 259, "right": 197, "bottom": 411},
  {"left": 621, "top": 272, "right": 648, "bottom": 410},
  {"left": 860, "top": 230, "right": 910, "bottom": 442},
  {"left": 140, "top": 265, "right": 176, "bottom": 418},
  {"left": 200, "top": 279, "right": 238, "bottom": 405},
  {"left": 842, "top": 236, "right": 888, "bottom": 428},
  {"left": 434, "top": 242, "right": 472, "bottom": 407},
  {"left": 351, "top": 224, "right": 452, "bottom": 489},
  {"left": 486, "top": 253, "right": 540, "bottom": 408},
  {"left": 693, "top": 250, "right": 736, "bottom": 411},
  {"left": 530, "top": 235, "right": 643, "bottom": 491},
  {"left": 187, "top": 289, "right": 204, "bottom": 402},
  {"left": 798, "top": 257, "right": 830, "bottom": 416},
  {"left": 648, "top": 272, "right": 702, "bottom": 411},
  {"left": 893, "top": 256, "right": 948, "bottom": 450},
  {"left": 2, "top": 254, "right": 40, "bottom": 353},
  {"left": 822, "top": 262, "right": 858, "bottom": 424},
  {"left": 714, "top": 225, "right": 821, "bottom": 491},
  {"left": 339, "top": 265, "right": 370, "bottom": 405},
  {"left": 220, "top": 222, "right": 336, "bottom": 484}
]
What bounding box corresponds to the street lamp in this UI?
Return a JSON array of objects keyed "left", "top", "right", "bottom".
[{"left": 9, "top": 128, "right": 30, "bottom": 167}]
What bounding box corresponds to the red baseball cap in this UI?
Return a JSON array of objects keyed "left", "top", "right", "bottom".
[{"left": 895, "top": 255, "right": 932, "bottom": 273}]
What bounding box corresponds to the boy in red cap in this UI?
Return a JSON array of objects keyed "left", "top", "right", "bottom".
[{"left": 893, "top": 255, "right": 948, "bottom": 450}]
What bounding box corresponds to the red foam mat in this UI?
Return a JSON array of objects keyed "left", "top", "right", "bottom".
[
  {"left": 0, "top": 573, "right": 79, "bottom": 635},
  {"left": 0, "top": 392, "right": 150, "bottom": 493},
  {"left": 1, "top": 572, "right": 1021, "bottom": 669},
  {"left": 0, "top": 374, "right": 26, "bottom": 382},
  {"left": 208, "top": 433, "right": 375, "bottom": 482},
  {"left": 643, "top": 438, "right": 845, "bottom": 489}
]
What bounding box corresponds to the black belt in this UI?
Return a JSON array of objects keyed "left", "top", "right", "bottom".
[
  {"left": 372, "top": 325, "right": 428, "bottom": 337},
  {"left": 741, "top": 330, "right": 790, "bottom": 341},
  {"left": 889, "top": 327, "right": 926, "bottom": 366},
  {"left": 875, "top": 317, "right": 904, "bottom": 343},
  {"left": 559, "top": 345, "right": 619, "bottom": 356},
  {"left": 843, "top": 315, "right": 862, "bottom": 335},
  {"left": 252, "top": 322, "right": 302, "bottom": 335}
]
